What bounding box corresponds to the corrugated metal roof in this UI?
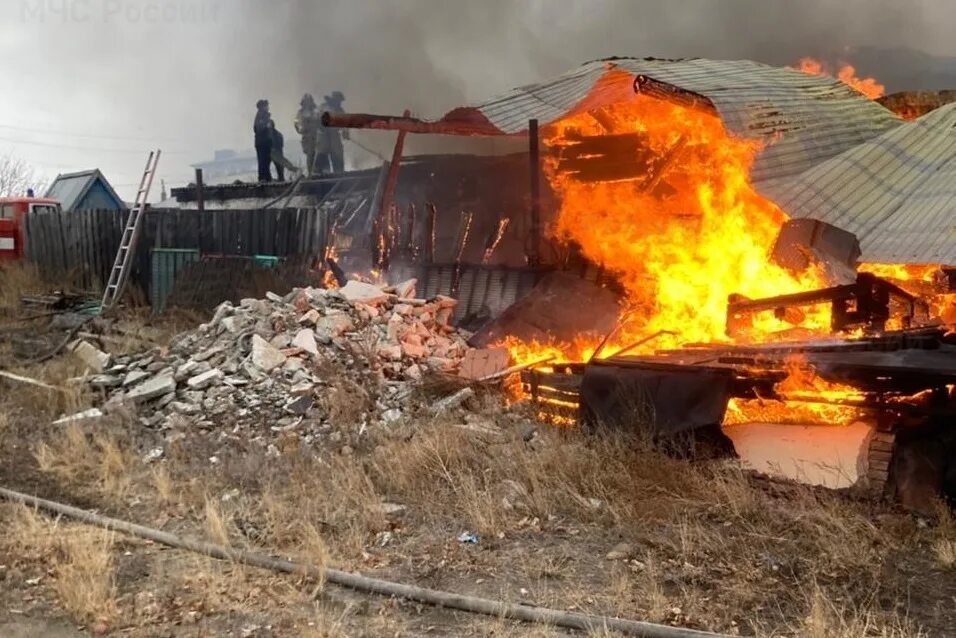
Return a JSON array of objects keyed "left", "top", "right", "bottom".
[
  {"left": 44, "top": 169, "right": 124, "bottom": 211},
  {"left": 450, "top": 57, "right": 901, "bottom": 184},
  {"left": 762, "top": 102, "right": 956, "bottom": 266},
  {"left": 45, "top": 170, "right": 96, "bottom": 211}
]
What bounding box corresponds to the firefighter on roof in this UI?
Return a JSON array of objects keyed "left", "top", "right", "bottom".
[
  {"left": 253, "top": 99, "right": 273, "bottom": 182},
  {"left": 294, "top": 93, "right": 321, "bottom": 176},
  {"left": 317, "top": 91, "right": 349, "bottom": 174}
]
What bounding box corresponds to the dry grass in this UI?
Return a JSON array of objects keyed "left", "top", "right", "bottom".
[
  {"left": 54, "top": 528, "right": 119, "bottom": 630},
  {"left": 204, "top": 496, "right": 235, "bottom": 547},
  {"left": 362, "top": 418, "right": 935, "bottom": 634},
  {"left": 150, "top": 464, "right": 174, "bottom": 506},
  {"left": 932, "top": 507, "right": 956, "bottom": 569},
  {"left": 34, "top": 423, "right": 136, "bottom": 506},
  {"left": 795, "top": 588, "right": 924, "bottom": 638},
  {"left": 255, "top": 452, "right": 386, "bottom": 562},
  {"left": 1, "top": 505, "right": 118, "bottom": 630},
  {"left": 299, "top": 599, "right": 409, "bottom": 638},
  {"left": 8, "top": 356, "right": 91, "bottom": 420},
  {"left": 0, "top": 261, "right": 44, "bottom": 311},
  {"left": 370, "top": 417, "right": 709, "bottom": 536}
]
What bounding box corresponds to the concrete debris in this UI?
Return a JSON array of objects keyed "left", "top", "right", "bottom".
[
  {"left": 431, "top": 387, "right": 475, "bottom": 414},
  {"left": 143, "top": 447, "right": 164, "bottom": 463},
  {"left": 123, "top": 370, "right": 150, "bottom": 387},
  {"left": 84, "top": 284, "right": 483, "bottom": 448},
  {"left": 52, "top": 407, "right": 104, "bottom": 426},
  {"left": 459, "top": 348, "right": 511, "bottom": 380},
  {"left": 377, "top": 502, "right": 407, "bottom": 516},
  {"left": 186, "top": 368, "right": 224, "bottom": 390},
  {"left": 125, "top": 374, "right": 176, "bottom": 404},
  {"left": 72, "top": 340, "right": 110, "bottom": 373},
  {"left": 340, "top": 280, "right": 390, "bottom": 305},
  {"left": 292, "top": 328, "right": 319, "bottom": 356},
  {"left": 393, "top": 278, "right": 417, "bottom": 299},
  {"left": 250, "top": 335, "right": 287, "bottom": 372}
]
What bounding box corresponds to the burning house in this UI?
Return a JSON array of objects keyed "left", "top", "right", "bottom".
[
  {"left": 16, "top": 55, "right": 955, "bottom": 509},
  {"left": 318, "top": 56, "right": 956, "bottom": 507}
]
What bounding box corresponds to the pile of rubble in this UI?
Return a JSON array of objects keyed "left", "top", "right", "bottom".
[{"left": 71, "top": 279, "right": 478, "bottom": 444}]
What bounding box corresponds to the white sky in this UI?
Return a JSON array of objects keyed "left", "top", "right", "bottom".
[{"left": 0, "top": 0, "right": 953, "bottom": 201}]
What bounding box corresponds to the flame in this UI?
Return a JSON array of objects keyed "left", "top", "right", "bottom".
[
  {"left": 497, "top": 92, "right": 928, "bottom": 428},
  {"left": 859, "top": 263, "right": 955, "bottom": 324},
  {"left": 795, "top": 57, "right": 885, "bottom": 99},
  {"left": 501, "top": 95, "right": 832, "bottom": 367},
  {"left": 858, "top": 263, "right": 940, "bottom": 284},
  {"left": 726, "top": 356, "right": 865, "bottom": 426}
]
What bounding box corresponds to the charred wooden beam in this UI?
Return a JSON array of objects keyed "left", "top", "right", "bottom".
[
  {"left": 405, "top": 202, "right": 417, "bottom": 260},
  {"left": 373, "top": 110, "right": 410, "bottom": 271},
  {"left": 424, "top": 202, "right": 437, "bottom": 264},
  {"left": 528, "top": 119, "right": 542, "bottom": 266},
  {"left": 481, "top": 218, "right": 510, "bottom": 265},
  {"left": 726, "top": 273, "right": 926, "bottom": 336},
  {"left": 322, "top": 111, "right": 500, "bottom": 136},
  {"left": 451, "top": 211, "right": 474, "bottom": 297},
  {"left": 633, "top": 75, "right": 718, "bottom": 116}
]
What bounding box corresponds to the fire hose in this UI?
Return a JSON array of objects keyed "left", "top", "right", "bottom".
[
  {"left": 0, "top": 486, "right": 727, "bottom": 638},
  {"left": 347, "top": 137, "right": 387, "bottom": 162}
]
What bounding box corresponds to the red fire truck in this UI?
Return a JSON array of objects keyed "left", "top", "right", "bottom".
[{"left": 0, "top": 196, "right": 61, "bottom": 261}]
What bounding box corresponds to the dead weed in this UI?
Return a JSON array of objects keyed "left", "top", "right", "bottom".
[
  {"left": 34, "top": 423, "right": 136, "bottom": 505},
  {"left": 0, "top": 262, "right": 44, "bottom": 311},
  {"left": 0, "top": 505, "right": 118, "bottom": 629}
]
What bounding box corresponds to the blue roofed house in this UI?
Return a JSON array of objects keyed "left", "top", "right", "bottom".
[{"left": 44, "top": 169, "right": 126, "bottom": 211}]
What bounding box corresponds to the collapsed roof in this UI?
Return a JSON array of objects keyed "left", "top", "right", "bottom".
[
  {"left": 763, "top": 102, "right": 956, "bottom": 266},
  {"left": 326, "top": 57, "right": 954, "bottom": 267},
  {"left": 349, "top": 57, "right": 902, "bottom": 186}
]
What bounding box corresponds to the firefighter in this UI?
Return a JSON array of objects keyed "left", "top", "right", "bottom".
[
  {"left": 270, "top": 120, "right": 298, "bottom": 182},
  {"left": 317, "top": 91, "right": 349, "bottom": 174},
  {"left": 253, "top": 99, "right": 273, "bottom": 182},
  {"left": 294, "top": 93, "right": 321, "bottom": 176}
]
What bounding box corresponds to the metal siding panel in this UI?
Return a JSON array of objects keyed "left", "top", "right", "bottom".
[
  {"left": 462, "top": 57, "right": 899, "bottom": 185},
  {"left": 763, "top": 103, "right": 956, "bottom": 265}
]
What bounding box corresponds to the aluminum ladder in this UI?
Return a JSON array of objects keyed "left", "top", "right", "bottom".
[{"left": 100, "top": 149, "right": 161, "bottom": 311}]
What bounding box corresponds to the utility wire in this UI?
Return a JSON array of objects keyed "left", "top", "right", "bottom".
[
  {"left": 0, "top": 135, "right": 192, "bottom": 154},
  {"left": 0, "top": 122, "right": 180, "bottom": 143}
]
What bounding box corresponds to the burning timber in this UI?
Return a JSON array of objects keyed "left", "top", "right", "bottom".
[{"left": 521, "top": 286, "right": 956, "bottom": 511}]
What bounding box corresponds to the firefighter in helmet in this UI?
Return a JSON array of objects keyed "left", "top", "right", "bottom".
[
  {"left": 317, "top": 91, "right": 348, "bottom": 174},
  {"left": 294, "top": 93, "right": 321, "bottom": 176}
]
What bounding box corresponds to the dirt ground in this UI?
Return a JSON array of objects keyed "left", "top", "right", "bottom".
[{"left": 1, "top": 265, "right": 955, "bottom": 637}]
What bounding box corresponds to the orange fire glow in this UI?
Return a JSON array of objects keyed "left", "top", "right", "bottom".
[
  {"left": 497, "top": 91, "right": 943, "bottom": 427},
  {"left": 726, "top": 357, "right": 865, "bottom": 426},
  {"left": 859, "top": 263, "right": 955, "bottom": 325},
  {"left": 504, "top": 95, "right": 832, "bottom": 368},
  {"left": 795, "top": 57, "right": 885, "bottom": 99}
]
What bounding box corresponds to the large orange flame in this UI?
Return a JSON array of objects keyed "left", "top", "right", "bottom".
[
  {"left": 795, "top": 57, "right": 885, "bottom": 99},
  {"left": 498, "top": 93, "right": 891, "bottom": 425},
  {"left": 505, "top": 95, "right": 832, "bottom": 367},
  {"left": 726, "top": 356, "right": 865, "bottom": 426},
  {"left": 859, "top": 263, "right": 955, "bottom": 325}
]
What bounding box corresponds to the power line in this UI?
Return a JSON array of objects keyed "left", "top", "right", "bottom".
[
  {"left": 0, "top": 122, "right": 180, "bottom": 143},
  {"left": 0, "top": 135, "right": 192, "bottom": 154}
]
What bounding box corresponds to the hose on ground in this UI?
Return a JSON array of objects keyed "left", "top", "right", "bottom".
[{"left": 0, "top": 486, "right": 726, "bottom": 638}]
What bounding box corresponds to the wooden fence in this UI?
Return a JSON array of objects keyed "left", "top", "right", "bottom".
[{"left": 22, "top": 207, "right": 330, "bottom": 297}]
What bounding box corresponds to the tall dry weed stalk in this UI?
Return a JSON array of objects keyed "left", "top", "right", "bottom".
[
  {"left": 0, "top": 261, "right": 44, "bottom": 310},
  {"left": 1, "top": 505, "right": 118, "bottom": 629},
  {"left": 34, "top": 423, "right": 134, "bottom": 504}
]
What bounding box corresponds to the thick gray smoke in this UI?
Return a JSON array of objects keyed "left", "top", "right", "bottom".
[
  {"left": 241, "top": 0, "right": 956, "bottom": 111},
  {"left": 0, "top": 0, "right": 953, "bottom": 194},
  {"left": 225, "top": 0, "right": 956, "bottom": 161}
]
